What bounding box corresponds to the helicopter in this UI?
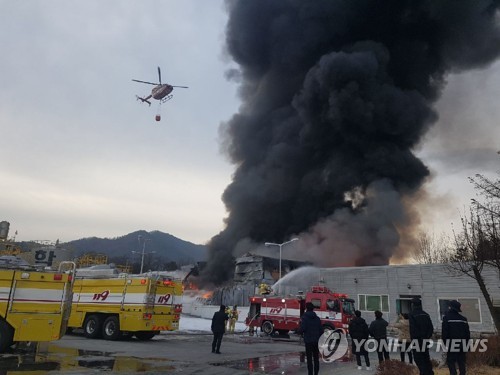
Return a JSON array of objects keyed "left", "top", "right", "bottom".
[{"left": 132, "top": 67, "right": 188, "bottom": 106}]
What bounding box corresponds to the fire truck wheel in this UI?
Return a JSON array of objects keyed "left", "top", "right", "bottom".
[
  {"left": 134, "top": 331, "right": 156, "bottom": 341},
  {"left": 102, "top": 316, "right": 121, "bottom": 341},
  {"left": 261, "top": 321, "right": 274, "bottom": 335},
  {"left": 83, "top": 314, "right": 103, "bottom": 339},
  {"left": 0, "top": 320, "right": 14, "bottom": 353}
]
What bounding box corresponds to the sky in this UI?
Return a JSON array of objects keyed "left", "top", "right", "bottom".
[{"left": 0, "top": 1, "right": 499, "bottom": 246}]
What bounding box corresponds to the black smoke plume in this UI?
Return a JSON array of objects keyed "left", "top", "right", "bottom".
[{"left": 203, "top": 0, "right": 500, "bottom": 284}]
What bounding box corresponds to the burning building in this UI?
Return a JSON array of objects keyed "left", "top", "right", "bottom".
[
  {"left": 234, "top": 252, "right": 310, "bottom": 286},
  {"left": 203, "top": 1, "right": 500, "bottom": 284}
]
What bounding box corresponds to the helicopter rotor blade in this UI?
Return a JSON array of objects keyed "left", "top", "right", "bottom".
[
  {"left": 171, "top": 86, "right": 189, "bottom": 88},
  {"left": 132, "top": 79, "right": 159, "bottom": 85},
  {"left": 158, "top": 66, "right": 162, "bottom": 84}
]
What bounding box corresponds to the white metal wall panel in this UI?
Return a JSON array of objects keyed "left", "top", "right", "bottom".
[{"left": 317, "top": 264, "right": 498, "bottom": 333}]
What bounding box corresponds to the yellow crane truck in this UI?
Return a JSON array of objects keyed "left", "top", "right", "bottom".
[
  {"left": 0, "top": 260, "right": 75, "bottom": 353},
  {"left": 67, "top": 272, "right": 183, "bottom": 340}
]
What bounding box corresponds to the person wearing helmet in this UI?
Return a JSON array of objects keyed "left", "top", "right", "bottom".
[
  {"left": 229, "top": 305, "right": 239, "bottom": 333},
  {"left": 225, "top": 305, "right": 233, "bottom": 331}
]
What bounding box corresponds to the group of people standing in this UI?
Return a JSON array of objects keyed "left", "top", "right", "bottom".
[
  {"left": 211, "top": 298, "right": 470, "bottom": 375},
  {"left": 349, "top": 297, "right": 470, "bottom": 375}
]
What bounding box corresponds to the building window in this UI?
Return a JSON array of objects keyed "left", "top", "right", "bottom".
[
  {"left": 358, "top": 294, "right": 389, "bottom": 312},
  {"left": 438, "top": 298, "right": 481, "bottom": 323}
]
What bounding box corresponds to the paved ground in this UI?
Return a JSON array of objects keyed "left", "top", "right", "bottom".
[{"left": 0, "top": 330, "right": 439, "bottom": 374}]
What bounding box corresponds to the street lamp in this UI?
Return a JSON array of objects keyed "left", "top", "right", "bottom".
[
  {"left": 132, "top": 237, "right": 154, "bottom": 274},
  {"left": 265, "top": 238, "right": 298, "bottom": 294}
]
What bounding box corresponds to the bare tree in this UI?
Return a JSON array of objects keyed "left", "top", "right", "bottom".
[
  {"left": 444, "top": 171, "right": 500, "bottom": 333},
  {"left": 469, "top": 173, "right": 500, "bottom": 271},
  {"left": 469, "top": 173, "right": 500, "bottom": 209},
  {"left": 411, "top": 231, "right": 450, "bottom": 264}
]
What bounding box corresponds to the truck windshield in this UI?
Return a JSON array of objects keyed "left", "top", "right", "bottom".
[{"left": 342, "top": 300, "right": 355, "bottom": 316}]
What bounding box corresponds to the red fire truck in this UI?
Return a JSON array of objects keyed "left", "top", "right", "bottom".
[{"left": 245, "top": 285, "right": 355, "bottom": 335}]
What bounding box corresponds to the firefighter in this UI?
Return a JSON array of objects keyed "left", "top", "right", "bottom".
[
  {"left": 229, "top": 305, "right": 239, "bottom": 333},
  {"left": 259, "top": 282, "right": 271, "bottom": 295},
  {"left": 225, "top": 305, "right": 232, "bottom": 331}
]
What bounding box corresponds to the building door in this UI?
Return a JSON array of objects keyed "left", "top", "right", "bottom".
[{"left": 396, "top": 295, "right": 422, "bottom": 315}]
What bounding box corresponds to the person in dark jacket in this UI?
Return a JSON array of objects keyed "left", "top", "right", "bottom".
[
  {"left": 442, "top": 300, "right": 470, "bottom": 375},
  {"left": 409, "top": 297, "right": 434, "bottom": 375},
  {"left": 211, "top": 305, "right": 229, "bottom": 354},
  {"left": 369, "top": 310, "right": 390, "bottom": 363},
  {"left": 300, "top": 302, "right": 323, "bottom": 375},
  {"left": 349, "top": 310, "right": 371, "bottom": 370}
]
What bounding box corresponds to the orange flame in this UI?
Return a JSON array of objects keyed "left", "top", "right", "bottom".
[{"left": 202, "top": 291, "right": 213, "bottom": 299}]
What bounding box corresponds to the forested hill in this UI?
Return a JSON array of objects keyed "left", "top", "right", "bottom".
[{"left": 63, "top": 230, "right": 206, "bottom": 264}]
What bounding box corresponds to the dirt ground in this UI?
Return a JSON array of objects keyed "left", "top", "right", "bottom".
[{"left": 434, "top": 366, "right": 500, "bottom": 375}]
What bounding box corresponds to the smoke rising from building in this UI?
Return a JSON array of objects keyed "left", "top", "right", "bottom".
[{"left": 203, "top": 0, "right": 500, "bottom": 284}]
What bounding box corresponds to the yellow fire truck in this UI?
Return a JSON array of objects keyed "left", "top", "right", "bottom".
[
  {"left": 0, "top": 259, "right": 75, "bottom": 353},
  {"left": 67, "top": 272, "right": 183, "bottom": 340}
]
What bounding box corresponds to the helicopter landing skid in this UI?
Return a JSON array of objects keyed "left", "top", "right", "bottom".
[{"left": 161, "top": 95, "right": 173, "bottom": 103}]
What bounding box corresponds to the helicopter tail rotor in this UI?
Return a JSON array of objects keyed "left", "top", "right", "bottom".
[{"left": 136, "top": 95, "right": 152, "bottom": 106}]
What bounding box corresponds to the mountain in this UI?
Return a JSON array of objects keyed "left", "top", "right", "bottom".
[{"left": 63, "top": 230, "right": 206, "bottom": 265}]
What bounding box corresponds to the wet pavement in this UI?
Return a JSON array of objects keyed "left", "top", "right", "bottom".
[
  {"left": 0, "top": 344, "right": 176, "bottom": 374},
  {"left": 0, "top": 333, "right": 376, "bottom": 374},
  {"left": 1, "top": 330, "right": 445, "bottom": 374}
]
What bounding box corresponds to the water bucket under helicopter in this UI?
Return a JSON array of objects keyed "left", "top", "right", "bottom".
[{"left": 155, "top": 101, "right": 162, "bottom": 121}]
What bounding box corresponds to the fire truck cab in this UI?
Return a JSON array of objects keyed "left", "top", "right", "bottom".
[{"left": 246, "top": 285, "right": 355, "bottom": 335}]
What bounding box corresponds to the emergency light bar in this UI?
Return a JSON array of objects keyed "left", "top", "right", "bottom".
[{"left": 310, "top": 285, "right": 331, "bottom": 293}]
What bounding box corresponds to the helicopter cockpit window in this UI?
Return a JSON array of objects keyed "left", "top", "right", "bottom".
[{"left": 327, "top": 299, "right": 340, "bottom": 312}]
